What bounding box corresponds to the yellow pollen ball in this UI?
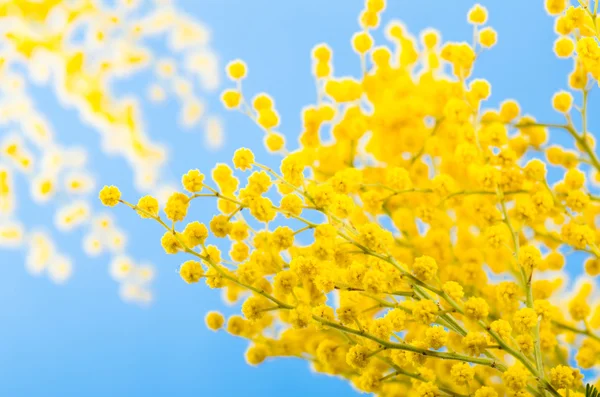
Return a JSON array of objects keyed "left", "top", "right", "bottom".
[
  {"left": 99, "top": 185, "right": 121, "bottom": 207},
  {"left": 226, "top": 59, "right": 247, "bottom": 80},
  {"left": 352, "top": 31, "right": 374, "bottom": 54},
  {"left": 468, "top": 4, "right": 488, "bottom": 25}
]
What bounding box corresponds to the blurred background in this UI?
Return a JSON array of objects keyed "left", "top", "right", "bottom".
[{"left": 0, "top": 0, "right": 592, "bottom": 396}]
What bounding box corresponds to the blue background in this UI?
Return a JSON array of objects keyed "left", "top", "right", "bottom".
[{"left": 1, "top": 1, "right": 594, "bottom": 396}]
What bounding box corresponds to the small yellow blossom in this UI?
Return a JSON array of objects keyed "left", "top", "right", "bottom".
[
  {"left": 161, "top": 232, "right": 183, "bottom": 254},
  {"left": 226, "top": 59, "right": 247, "bottom": 80},
  {"left": 233, "top": 148, "right": 255, "bottom": 171},
  {"left": 182, "top": 169, "right": 205, "bottom": 192},
  {"left": 554, "top": 36, "right": 575, "bottom": 58},
  {"left": 346, "top": 345, "right": 370, "bottom": 369},
  {"left": 164, "top": 192, "right": 190, "bottom": 222},
  {"left": 205, "top": 311, "right": 225, "bottom": 331},
  {"left": 352, "top": 32, "right": 374, "bottom": 54},
  {"left": 513, "top": 308, "right": 538, "bottom": 332},
  {"left": 183, "top": 221, "right": 209, "bottom": 247},
  {"left": 413, "top": 255, "right": 438, "bottom": 281},
  {"left": 450, "top": 362, "right": 474, "bottom": 385},
  {"left": 137, "top": 195, "right": 159, "bottom": 218},
  {"left": 209, "top": 215, "right": 231, "bottom": 238},
  {"left": 467, "top": 4, "right": 487, "bottom": 25},
  {"left": 221, "top": 89, "right": 242, "bottom": 109},
  {"left": 245, "top": 345, "right": 267, "bottom": 365},
  {"left": 180, "top": 260, "right": 203, "bottom": 283},
  {"left": 464, "top": 297, "right": 489, "bottom": 320},
  {"left": 412, "top": 300, "right": 439, "bottom": 324},
  {"left": 425, "top": 325, "right": 448, "bottom": 350},
  {"left": 99, "top": 185, "right": 121, "bottom": 207},
  {"left": 478, "top": 27, "right": 497, "bottom": 48},
  {"left": 549, "top": 365, "right": 581, "bottom": 389},
  {"left": 503, "top": 365, "right": 529, "bottom": 392},
  {"left": 552, "top": 91, "right": 573, "bottom": 113}
]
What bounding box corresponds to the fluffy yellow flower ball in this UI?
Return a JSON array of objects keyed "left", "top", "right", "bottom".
[
  {"left": 182, "top": 169, "right": 205, "bottom": 193},
  {"left": 232, "top": 148, "right": 255, "bottom": 171},
  {"left": 136, "top": 195, "right": 159, "bottom": 218},
  {"left": 205, "top": 311, "right": 225, "bottom": 331},
  {"left": 179, "top": 260, "right": 203, "bottom": 284},
  {"left": 467, "top": 4, "right": 487, "bottom": 24},
  {"left": 226, "top": 59, "right": 247, "bottom": 80},
  {"left": 99, "top": 185, "right": 121, "bottom": 207},
  {"left": 552, "top": 90, "right": 573, "bottom": 113}
]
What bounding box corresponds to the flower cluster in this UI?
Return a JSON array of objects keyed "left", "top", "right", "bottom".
[
  {"left": 0, "top": 0, "right": 222, "bottom": 302},
  {"left": 106, "top": 0, "right": 600, "bottom": 394}
]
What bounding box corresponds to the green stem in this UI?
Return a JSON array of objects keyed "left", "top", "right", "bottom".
[
  {"left": 552, "top": 320, "right": 600, "bottom": 343},
  {"left": 313, "top": 315, "right": 505, "bottom": 369}
]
